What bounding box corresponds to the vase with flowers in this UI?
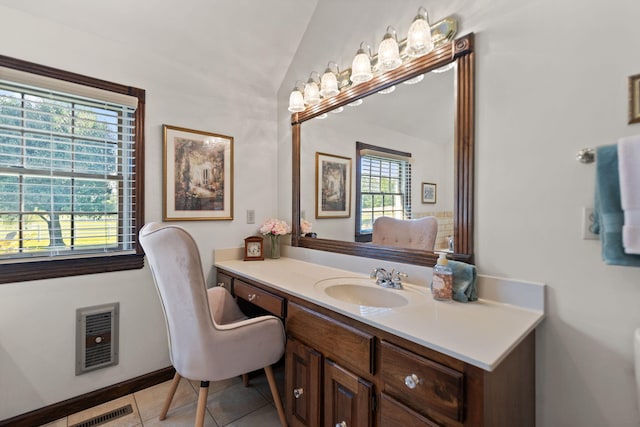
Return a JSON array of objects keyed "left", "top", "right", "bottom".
[{"left": 259, "top": 218, "right": 291, "bottom": 259}]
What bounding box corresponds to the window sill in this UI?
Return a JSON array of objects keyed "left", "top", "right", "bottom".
[{"left": 0, "top": 253, "right": 145, "bottom": 284}]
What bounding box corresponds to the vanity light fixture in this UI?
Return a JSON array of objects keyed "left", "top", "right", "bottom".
[
  {"left": 378, "top": 85, "right": 396, "bottom": 94},
  {"left": 350, "top": 42, "right": 373, "bottom": 84},
  {"left": 406, "top": 6, "right": 434, "bottom": 58},
  {"left": 378, "top": 26, "right": 402, "bottom": 72},
  {"left": 288, "top": 80, "right": 305, "bottom": 113},
  {"left": 320, "top": 61, "right": 340, "bottom": 98},
  {"left": 303, "top": 72, "right": 321, "bottom": 106}
]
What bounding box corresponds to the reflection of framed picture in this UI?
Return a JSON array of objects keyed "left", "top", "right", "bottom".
[
  {"left": 316, "top": 152, "right": 351, "bottom": 218},
  {"left": 630, "top": 74, "right": 640, "bottom": 124},
  {"left": 163, "top": 125, "right": 233, "bottom": 221},
  {"left": 422, "top": 182, "right": 437, "bottom": 204}
]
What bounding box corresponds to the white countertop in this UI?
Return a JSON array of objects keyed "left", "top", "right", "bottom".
[{"left": 215, "top": 257, "right": 544, "bottom": 371}]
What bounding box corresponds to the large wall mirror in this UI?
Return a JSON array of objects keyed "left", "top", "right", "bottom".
[{"left": 291, "top": 33, "right": 474, "bottom": 267}]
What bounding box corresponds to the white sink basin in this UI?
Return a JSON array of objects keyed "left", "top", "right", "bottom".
[{"left": 314, "top": 277, "right": 409, "bottom": 308}]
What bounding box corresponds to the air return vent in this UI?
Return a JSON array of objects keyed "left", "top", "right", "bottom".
[{"left": 76, "top": 303, "right": 119, "bottom": 375}]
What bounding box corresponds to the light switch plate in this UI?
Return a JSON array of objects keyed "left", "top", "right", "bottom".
[{"left": 246, "top": 209, "right": 255, "bottom": 224}]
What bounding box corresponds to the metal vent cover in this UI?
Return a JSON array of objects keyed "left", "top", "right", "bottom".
[
  {"left": 76, "top": 302, "right": 119, "bottom": 375},
  {"left": 69, "top": 404, "right": 132, "bottom": 427}
]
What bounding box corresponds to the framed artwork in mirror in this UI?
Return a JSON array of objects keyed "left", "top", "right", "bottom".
[
  {"left": 163, "top": 125, "right": 233, "bottom": 221},
  {"left": 629, "top": 74, "right": 640, "bottom": 124},
  {"left": 316, "top": 152, "right": 351, "bottom": 218},
  {"left": 422, "top": 182, "right": 437, "bottom": 204}
]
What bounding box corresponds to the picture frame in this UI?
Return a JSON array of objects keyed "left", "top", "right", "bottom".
[
  {"left": 421, "top": 182, "right": 437, "bottom": 204},
  {"left": 629, "top": 73, "right": 640, "bottom": 124},
  {"left": 163, "top": 124, "right": 233, "bottom": 221},
  {"left": 316, "top": 152, "right": 351, "bottom": 218},
  {"left": 243, "top": 236, "right": 264, "bottom": 261}
]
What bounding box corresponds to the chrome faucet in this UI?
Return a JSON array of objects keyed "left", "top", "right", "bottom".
[{"left": 370, "top": 268, "right": 407, "bottom": 289}]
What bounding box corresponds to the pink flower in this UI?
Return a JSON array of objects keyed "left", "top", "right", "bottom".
[
  {"left": 300, "top": 219, "right": 312, "bottom": 234},
  {"left": 259, "top": 218, "right": 291, "bottom": 236}
]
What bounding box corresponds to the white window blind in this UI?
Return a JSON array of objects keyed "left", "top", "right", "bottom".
[
  {"left": 0, "top": 78, "right": 137, "bottom": 260},
  {"left": 359, "top": 154, "right": 412, "bottom": 234}
]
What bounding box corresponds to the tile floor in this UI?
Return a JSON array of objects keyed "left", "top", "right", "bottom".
[{"left": 39, "top": 366, "right": 285, "bottom": 427}]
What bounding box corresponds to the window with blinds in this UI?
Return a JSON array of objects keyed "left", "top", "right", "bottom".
[
  {"left": 0, "top": 56, "right": 145, "bottom": 283},
  {"left": 357, "top": 143, "right": 412, "bottom": 236}
]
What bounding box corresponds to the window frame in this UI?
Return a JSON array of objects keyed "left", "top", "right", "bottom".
[
  {"left": 355, "top": 141, "right": 411, "bottom": 243},
  {"left": 0, "top": 55, "right": 145, "bottom": 284}
]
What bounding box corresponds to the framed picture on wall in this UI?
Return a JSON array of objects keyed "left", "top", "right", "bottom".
[
  {"left": 629, "top": 73, "right": 640, "bottom": 124},
  {"left": 316, "top": 152, "right": 351, "bottom": 218},
  {"left": 421, "top": 182, "right": 437, "bottom": 204},
  {"left": 163, "top": 124, "right": 234, "bottom": 220}
]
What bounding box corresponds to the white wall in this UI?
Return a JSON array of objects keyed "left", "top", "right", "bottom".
[
  {"left": 278, "top": 0, "right": 640, "bottom": 426},
  {"left": 0, "top": 4, "right": 288, "bottom": 420}
]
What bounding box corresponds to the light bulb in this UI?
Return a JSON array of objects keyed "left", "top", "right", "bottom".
[
  {"left": 406, "top": 7, "right": 434, "bottom": 58},
  {"left": 378, "top": 27, "right": 402, "bottom": 72},
  {"left": 350, "top": 42, "right": 372, "bottom": 84},
  {"left": 288, "top": 89, "right": 305, "bottom": 112}
]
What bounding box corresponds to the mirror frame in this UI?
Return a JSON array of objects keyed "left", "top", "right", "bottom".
[{"left": 291, "top": 33, "right": 474, "bottom": 267}]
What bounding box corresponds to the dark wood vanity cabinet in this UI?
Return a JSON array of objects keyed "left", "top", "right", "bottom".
[{"left": 216, "top": 268, "right": 535, "bottom": 427}]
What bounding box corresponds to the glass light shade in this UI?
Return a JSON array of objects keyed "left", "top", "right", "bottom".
[
  {"left": 316, "top": 113, "right": 328, "bottom": 120},
  {"left": 303, "top": 80, "right": 320, "bottom": 106},
  {"left": 406, "top": 9, "right": 434, "bottom": 58},
  {"left": 378, "top": 85, "right": 396, "bottom": 94},
  {"left": 350, "top": 49, "right": 373, "bottom": 84},
  {"left": 378, "top": 33, "right": 402, "bottom": 72},
  {"left": 403, "top": 74, "right": 424, "bottom": 85},
  {"left": 331, "top": 106, "right": 344, "bottom": 114},
  {"left": 288, "top": 89, "right": 305, "bottom": 112},
  {"left": 320, "top": 71, "right": 339, "bottom": 98},
  {"left": 348, "top": 99, "right": 363, "bottom": 107}
]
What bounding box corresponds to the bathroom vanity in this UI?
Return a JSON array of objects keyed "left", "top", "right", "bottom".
[{"left": 215, "top": 257, "right": 543, "bottom": 427}]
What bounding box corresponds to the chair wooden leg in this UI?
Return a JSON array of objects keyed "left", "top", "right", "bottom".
[
  {"left": 159, "top": 372, "right": 181, "bottom": 420},
  {"left": 242, "top": 373, "right": 249, "bottom": 387},
  {"left": 265, "top": 365, "right": 287, "bottom": 427},
  {"left": 195, "top": 381, "right": 210, "bottom": 427}
]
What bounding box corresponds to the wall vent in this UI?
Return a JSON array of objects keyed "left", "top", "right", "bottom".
[
  {"left": 76, "top": 302, "right": 119, "bottom": 375},
  {"left": 69, "top": 404, "right": 132, "bottom": 427}
]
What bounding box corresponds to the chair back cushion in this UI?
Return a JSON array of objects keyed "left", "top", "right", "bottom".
[
  {"left": 372, "top": 216, "right": 438, "bottom": 250},
  {"left": 139, "top": 223, "right": 215, "bottom": 375}
]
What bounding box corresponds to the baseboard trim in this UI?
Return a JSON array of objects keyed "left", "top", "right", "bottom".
[{"left": 0, "top": 366, "right": 175, "bottom": 427}]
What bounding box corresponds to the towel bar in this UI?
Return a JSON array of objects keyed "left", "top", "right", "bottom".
[{"left": 577, "top": 148, "right": 595, "bottom": 163}]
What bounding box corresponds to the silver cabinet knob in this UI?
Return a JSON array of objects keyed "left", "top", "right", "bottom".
[
  {"left": 404, "top": 373, "right": 421, "bottom": 389},
  {"left": 217, "top": 282, "right": 225, "bottom": 287},
  {"left": 336, "top": 422, "right": 347, "bottom": 427},
  {"left": 293, "top": 387, "right": 304, "bottom": 399},
  {"left": 247, "top": 294, "right": 256, "bottom": 302}
]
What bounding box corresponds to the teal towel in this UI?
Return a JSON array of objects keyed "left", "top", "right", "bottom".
[
  {"left": 429, "top": 260, "right": 478, "bottom": 302},
  {"left": 593, "top": 145, "right": 640, "bottom": 266},
  {"left": 449, "top": 260, "right": 478, "bottom": 302}
]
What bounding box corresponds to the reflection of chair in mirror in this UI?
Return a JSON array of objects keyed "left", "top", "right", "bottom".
[
  {"left": 372, "top": 216, "right": 438, "bottom": 251},
  {"left": 139, "top": 223, "right": 287, "bottom": 427}
]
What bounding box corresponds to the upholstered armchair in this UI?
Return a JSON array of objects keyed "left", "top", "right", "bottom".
[
  {"left": 371, "top": 216, "right": 438, "bottom": 251},
  {"left": 139, "top": 223, "right": 287, "bottom": 427}
]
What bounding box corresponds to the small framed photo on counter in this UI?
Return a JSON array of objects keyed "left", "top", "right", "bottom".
[{"left": 630, "top": 73, "right": 640, "bottom": 124}]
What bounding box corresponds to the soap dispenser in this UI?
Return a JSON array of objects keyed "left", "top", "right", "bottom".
[{"left": 432, "top": 252, "right": 453, "bottom": 301}]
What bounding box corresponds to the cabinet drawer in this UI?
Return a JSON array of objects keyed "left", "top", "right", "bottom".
[
  {"left": 234, "top": 279, "right": 284, "bottom": 318},
  {"left": 216, "top": 271, "right": 233, "bottom": 291},
  {"left": 380, "top": 340, "right": 464, "bottom": 422},
  {"left": 287, "top": 302, "right": 374, "bottom": 376},
  {"left": 380, "top": 393, "right": 441, "bottom": 427}
]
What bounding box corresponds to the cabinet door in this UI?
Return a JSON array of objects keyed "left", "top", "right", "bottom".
[
  {"left": 324, "top": 359, "right": 372, "bottom": 427},
  {"left": 286, "top": 338, "right": 322, "bottom": 427}
]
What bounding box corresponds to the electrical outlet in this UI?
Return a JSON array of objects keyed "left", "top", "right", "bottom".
[
  {"left": 582, "top": 207, "right": 598, "bottom": 240},
  {"left": 246, "top": 209, "right": 255, "bottom": 224}
]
